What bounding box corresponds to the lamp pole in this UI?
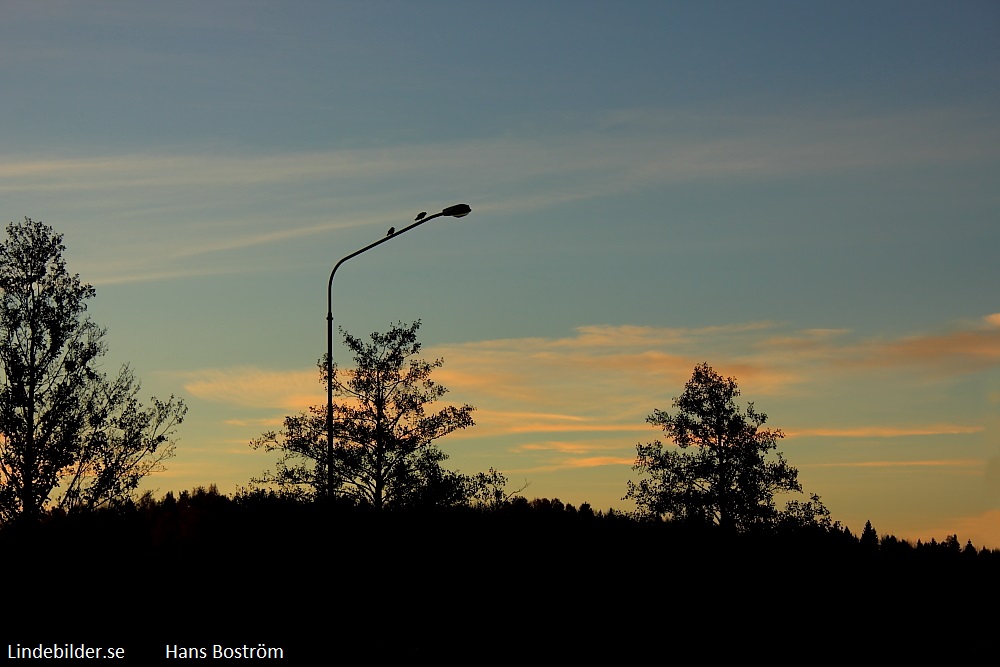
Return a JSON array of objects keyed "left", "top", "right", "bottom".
[{"left": 325, "top": 203, "right": 472, "bottom": 498}]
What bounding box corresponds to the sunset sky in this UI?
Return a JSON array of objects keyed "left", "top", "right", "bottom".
[{"left": 2, "top": 1, "right": 998, "bottom": 545}]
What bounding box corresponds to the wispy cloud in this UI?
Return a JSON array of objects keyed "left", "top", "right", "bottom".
[
  {"left": 180, "top": 315, "right": 1000, "bottom": 476},
  {"left": 556, "top": 456, "right": 637, "bottom": 469},
  {"left": 516, "top": 441, "right": 614, "bottom": 455},
  {"left": 856, "top": 328, "right": 1000, "bottom": 374},
  {"left": 177, "top": 367, "right": 317, "bottom": 412},
  {"left": 6, "top": 105, "right": 998, "bottom": 284},
  {"left": 515, "top": 456, "right": 639, "bottom": 474}
]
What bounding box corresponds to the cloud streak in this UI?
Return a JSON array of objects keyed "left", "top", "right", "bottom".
[
  {"left": 177, "top": 367, "right": 317, "bottom": 412},
  {"left": 6, "top": 105, "right": 998, "bottom": 284},
  {"left": 7, "top": 107, "right": 992, "bottom": 196},
  {"left": 180, "top": 315, "right": 1000, "bottom": 478}
]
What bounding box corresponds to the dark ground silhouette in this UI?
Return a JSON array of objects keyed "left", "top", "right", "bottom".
[{"left": 4, "top": 489, "right": 997, "bottom": 662}]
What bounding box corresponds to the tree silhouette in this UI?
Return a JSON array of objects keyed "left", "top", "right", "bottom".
[
  {"left": 0, "top": 218, "right": 186, "bottom": 522},
  {"left": 251, "top": 320, "right": 475, "bottom": 509},
  {"left": 467, "top": 467, "right": 530, "bottom": 511},
  {"left": 860, "top": 519, "right": 879, "bottom": 550},
  {"left": 781, "top": 492, "right": 835, "bottom": 531},
  {"left": 625, "top": 362, "right": 801, "bottom": 531}
]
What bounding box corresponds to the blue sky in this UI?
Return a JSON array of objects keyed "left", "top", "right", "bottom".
[{"left": 3, "top": 1, "right": 999, "bottom": 545}]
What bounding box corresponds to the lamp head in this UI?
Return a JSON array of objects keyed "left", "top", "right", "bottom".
[{"left": 442, "top": 203, "right": 472, "bottom": 218}]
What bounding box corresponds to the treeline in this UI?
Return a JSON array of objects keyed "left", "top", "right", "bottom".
[
  {"left": 4, "top": 485, "right": 996, "bottom": 655},
  {"left": 5, "top": 484, "right": 996, "bottom": 565}
]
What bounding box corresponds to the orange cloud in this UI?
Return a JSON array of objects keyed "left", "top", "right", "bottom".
[
  {"left": 517, "top": 456, "right": 637, "bottom": 474},
  {"left": 515, "top": 441, "right": 631, "bottom": 455},
  {"left": 504, "top": 423, "right": 649, "bottom": 434},
  {"left": 750, "top": 316, "right": 1000, "bottom": 380},
  {"left": 865, "top": 329, "right": 1000, "bottom": 372},
  {"left": 174, "top": 316, "right": 1000, "bottom": 484},
  {"left": 178, "top": 367, "right": 317, "bottom": 411}
]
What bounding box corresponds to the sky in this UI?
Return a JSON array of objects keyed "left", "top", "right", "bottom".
[{"left": 2, "top": 1, "right": 999, "bottom": 546}]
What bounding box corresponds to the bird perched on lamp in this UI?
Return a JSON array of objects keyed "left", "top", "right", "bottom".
[
  {"left": 386, "top": 227, "right": 395, "bottom": 237},
  {"left": 414, "top": 212, "right": 427, "bottom": 221}
]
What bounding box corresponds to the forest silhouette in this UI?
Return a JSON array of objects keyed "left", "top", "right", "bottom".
[
  {"left": 2, "top": 218, "right": 996, "bottom": 658},
  {"left": 5, "top": 484, "right": 997, "bottom": 659}
]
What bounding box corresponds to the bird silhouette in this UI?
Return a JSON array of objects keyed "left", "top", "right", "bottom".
[
  {"left": 387, "top": 227, "right": 395, "bottom": 236},
  {"left": 414, "top": 212, "right": 427, "bottom": 221}
]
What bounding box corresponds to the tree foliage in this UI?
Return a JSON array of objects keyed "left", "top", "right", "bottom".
[
  {"left": 625, "top": 362, "right": 802, "bottom": 531},
  {"left": 780, "top": 492, "right": 835, "bottom": 531},
  {"left": 467, "top": 467, "right": 530, "bottom": 511},
  {"left": 251, "top": 321, "right": 475, "bottom": 509},
  {"left": 0, "top": 218, "right": 186, "bottom": 522}
]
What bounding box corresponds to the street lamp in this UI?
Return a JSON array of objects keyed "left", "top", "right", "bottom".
[{"left": 324, "top": 204, "right": 472, "bottom": 498}]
